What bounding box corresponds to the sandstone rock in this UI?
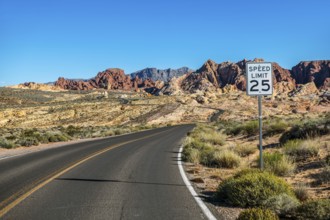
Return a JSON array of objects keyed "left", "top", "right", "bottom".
[
  {"left": 55, "top": 68, "right": 156, "bottom": 91},
  {"left": 289, "top": 82, "right": 319, "bottom": 97},
  {"left": 10, "top": 82, "right": 63, "bottom": 91},
  {"left": 291, "top": 60, "right": 330, "bottom": 89}
]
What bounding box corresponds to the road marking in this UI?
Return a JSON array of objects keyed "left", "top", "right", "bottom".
[
  {"left": 0, "top": 128, "right": 173, "bottom": 218},
  {"left": 178, "top": 145, "right": 217, "bottom": 220}
]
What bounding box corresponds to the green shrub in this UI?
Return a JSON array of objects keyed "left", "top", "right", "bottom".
[
  {"left": 294, "top": 183, "right": 310, "bottom": 202},
  {"left": 47, "top": 133, "right": 70, "bottom": 142},
  {"left": 234, "top": 144, "right": 257, "bottom": 157},
  {"left": 319, "top": 166, "right": 330, "bottom": 184},
  {"left": 284, "top": 139, "right": 320, "bottom": 161},
  {"left": 237, "top": 208, "right": 279, "bottom": 220},
  {"left": 216, "top": 170, "right": 295, "bottom": 207},
  {"left": 199, "top": 146, "right": 217, "bottom": 167},
  {"left": 189, "top": 125, "right": 226, "bottom": 146},
  {"left": 265, "top": 120, "right": 288, "bottom": 137},
  {"left": 199, "top": 130, "right": 226, "bottom": 146},
  {"left": 182, "top": 147, "right": 200, "bottom": 164},
  {"left": 242, "top": 120, "right": 259, "bottom": 136},
  {"left": 208, "top": 150, "right": 241, "bottom": 168},
  {"left": 65, "top": 125, "right": 82, "bottom": 137},
  {"left": 262, "top": 193, "right": 299, "bottom": 216},
  {"left": 226, "top": 120, "right": 259, "bottom": 136},
  {"left": 279, "top": 120, "right": 329, "bottom": 144},
  {"left": 325, "top": 154, "right": 330, "bottom": 166},
  {"left": 293, "top": 199, "right": 330, "bottom": 220},
  {"left": 261, "top": 152, "right": 295, "bottom": 176},
  {"left": 18, "top": 137, "right": 39, "bottom": 147},
  {"left": 0, "top": 138, "right": 16, "bottom": 149}
]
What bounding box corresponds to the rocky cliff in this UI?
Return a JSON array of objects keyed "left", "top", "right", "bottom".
[{"left": 291, "top": 61, "right": 330, "bottom": 89}]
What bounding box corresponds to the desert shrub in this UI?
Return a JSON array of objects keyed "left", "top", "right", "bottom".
[
  {"left": 101, "top": 129, "right": 115, "bottom": 137},
  {"left": 199, "top": 130, "right": 226, "bottom": 146},
  {"left": 65, "top": 125, "right": 82, "bottom": 137},
  {"left": 199, "top": 146, "right": 217, "bottom": 167},
  {"left": 261, "top": 152, "right": 295, "bottom": 176},
  {"left": 279, "top": 120, "right": 329, "bottom": 144},
  {"left": 319, "top": 166, "right": 330, "bottom": 184},
  {"left": 265, "top": 120, "right": 288, "bottom": 137},
  {"left": 182, "top": 147, "right": 200, "bottom": 164},
  {"left": 242, "top": 120, "right": 259, "bottom": 136},
  {"left": 233, "top": 168, "right": 264, "bottom": 178},
  {"left": 189, "top": 125, "right": 226, "bottom": 146},
  {"left": 207, "top": 150, "right": 241, "bottom": 168},
  {"left": 237, "top": 208, "right": 279, "bottom": 220},
  {"left": 182, "top": 136, "right": 215, "bottom": 165},
  {"left": 227, "top": 120, "right": 259, "bottom": 136},
  {"left": 216, "top": 170, "right": 295, "bottom": 207},
  {"left": 0, "top": 138, "right": 16, "bottom": 149},
  {"left": 293, "top": 199, "right": 330, "bottom": 220},
  {"left": 284, "top": 139, "right": 320, "bottom": 161},
  {"left": 294, "top": 183, "right": 310, "bottom": 202},
  {"left": 18, "top": 137, "right": 39, "bottom": 147},
  {"left": 234, "top": 144, "right": 257, "bottom": 157},
  {"left": 325, "top": 154, "right": 330, "bottom": 166},
  {"left": 185, "top": 137, "right": 212, "bottom": 150},
  {"left": 262, "top": 193, "right": 299, "bottom": 216},
  {"left": 47, "top": 133, "right": 70, "bottom": 142}
]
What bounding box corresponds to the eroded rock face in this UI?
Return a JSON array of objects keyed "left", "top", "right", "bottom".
[
  {"left": 291, "top": 61, "right": 330, "bottom": 89},
  {"left": 181, "top": 58, "right": 296, "bottom": 93}
]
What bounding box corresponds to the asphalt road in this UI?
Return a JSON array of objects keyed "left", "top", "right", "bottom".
[{"left": 0, "top": 125, "right": 213, "bottom": 220}]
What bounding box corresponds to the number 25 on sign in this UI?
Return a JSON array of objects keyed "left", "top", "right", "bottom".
[{"left": 246, "top": 62, "right": 273, "bottom": 96}]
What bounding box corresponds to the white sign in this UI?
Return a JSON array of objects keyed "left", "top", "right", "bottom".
[{"left": 246, "top": 62, "right": 273, "bottom": 96}]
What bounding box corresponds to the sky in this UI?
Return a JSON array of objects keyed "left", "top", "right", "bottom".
[{"left": 0, "top": 0, "right": 329, "bottom": 85}]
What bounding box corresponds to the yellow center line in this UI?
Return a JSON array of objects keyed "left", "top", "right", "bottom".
[{"left": 0, "top": 128, "right": 174, "bottom": 218}]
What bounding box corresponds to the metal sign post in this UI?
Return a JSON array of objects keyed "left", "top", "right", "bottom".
[
  {"left": 246, "top": 62, "right": 273, "bottom": 170},
  {"left": 258, "top": 95, "right": 263, "bottom": 169}
]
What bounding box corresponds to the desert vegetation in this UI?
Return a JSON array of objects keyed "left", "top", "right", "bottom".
[
  {"left": 182, "top": 112, "right": 330, "bottom": 219},
  {"left": 0, "top": 124, "right": 159, "bottom": 149}
]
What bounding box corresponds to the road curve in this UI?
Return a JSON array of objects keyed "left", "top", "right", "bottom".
[{"left": 0, "top": 125, "right": 214, "bottom": 220}]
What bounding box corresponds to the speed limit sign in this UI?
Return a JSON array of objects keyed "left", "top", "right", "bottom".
[
  {"left": 246, "top": 62, "right": 273, "bottom": 96},
  {"left": 245, "top": 62, "right": 273, "bottom": 170}
]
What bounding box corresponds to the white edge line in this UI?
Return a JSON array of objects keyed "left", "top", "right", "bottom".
[{"left": 178, "top": 145, "right": 217, "bottom": 220}]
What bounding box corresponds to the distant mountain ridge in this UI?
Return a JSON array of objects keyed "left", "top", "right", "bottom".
[
  {"left": 130, "top": 67, "right": 193, "bottom": 82},
  {"left": 16, "top": 59, "right": 330, "bottom": 94}
]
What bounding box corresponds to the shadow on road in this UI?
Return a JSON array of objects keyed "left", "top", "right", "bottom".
[{"left": 55, "top": 177, "right": 186, "bottom": 187}]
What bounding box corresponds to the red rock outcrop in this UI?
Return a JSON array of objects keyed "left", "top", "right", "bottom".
[
  {"left": 181, "top": 58, "right": 296, "bottom": 93},
  {"left": 55, "top": 68, "right": 155, "bottom": 91},
  {"left": 291, "top": 61, "right": 330, "bottom": 89}
]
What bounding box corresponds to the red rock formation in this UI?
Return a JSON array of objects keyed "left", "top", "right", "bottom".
[
  {"left": 181, "top": 58, "right": 296, "bottom": 93},
  {"left": 291, "top": 61, "right": 330, "bottom": 89}
]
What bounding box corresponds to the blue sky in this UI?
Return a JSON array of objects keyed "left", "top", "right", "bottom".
[{"left": 1, "top": 0, "right": 329, "bottom": 85}]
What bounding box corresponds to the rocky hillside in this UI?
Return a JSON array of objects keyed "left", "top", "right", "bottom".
[
  {"left": 18, "top": 59, "right": 330, "bottom": 95},
  {"left": 55, "top": 68, "right": 156, "bottom": 91},
  {"left": 179, "top": 59, "right": 329, "bottom": 94},
  {"left": 130, "top": 67, "right": 192, "bottom": 82}
]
